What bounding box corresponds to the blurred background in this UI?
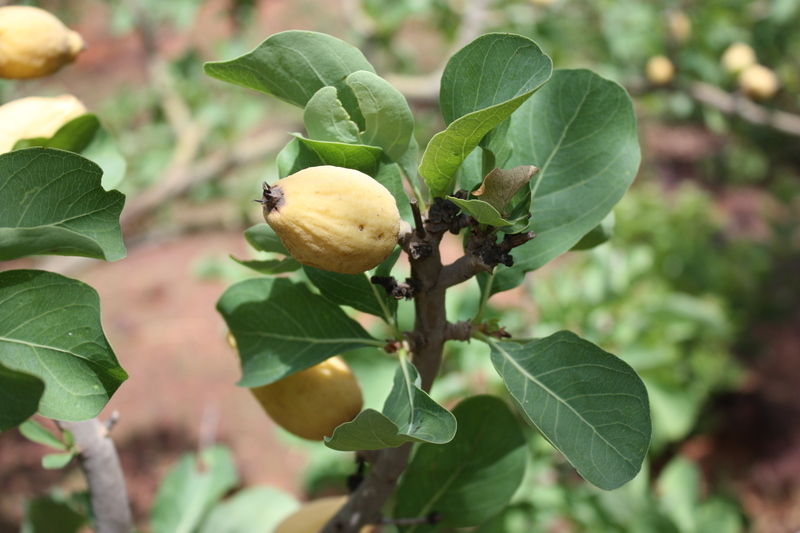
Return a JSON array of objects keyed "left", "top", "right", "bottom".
[{"left": 1, "top": 0, "right": 799, "bottom": 531}]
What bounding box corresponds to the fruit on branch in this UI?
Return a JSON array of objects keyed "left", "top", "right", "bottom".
[
  {"left": 250, "top": 356, "right": 363, "bottom": 441},
  {"left": 645, "top": 55, "right": 675, "bottom": 86},
  {"left": 275, "top": 496, "right": 373, "bottom": 533},
  {"left": 0, "top": 95, "right": 87, "bottom": 153},
  {"left": 737, "top": 64, "right": 779, "bottom": 100},
  {"left": 258, "top": 165, "right": 400, "bottom": 275},
  {"left": 0, "top": 6, "right": 84, "bottom": 79},
  {"left": 721, "top": 42, "right": 756, "bottom": 74}
]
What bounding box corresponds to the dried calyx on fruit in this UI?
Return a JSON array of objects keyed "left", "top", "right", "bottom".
[
  {"left": 0, "top": 95, "right": 87, "bottom": 153},
  {"left": 250, "top": 356, "right": 363, "bottom": 441},
  {"left": 258, "top": 165, "right": 401, "bottom": 275},
  {"left": 0, "top": 6, "right": 85, "bottom": 79}
]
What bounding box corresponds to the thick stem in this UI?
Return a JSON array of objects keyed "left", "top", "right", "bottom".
[
  {"left": 57, "top": 418, "right": 133, "bottom": 533},
  {"left": 320, "top": 211, "right": 449, "bottom": 533}
]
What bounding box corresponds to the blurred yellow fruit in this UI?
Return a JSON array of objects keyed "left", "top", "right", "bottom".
[
  {"left": 0, "top": 6, "right": 85, "bottom": 79},
  {"left": 667, "top": 10, "right": 692, "bottom": 44},
  {"left": 738, "top": 64, "right": 779, "bottom": 100},
  {"left": 274, "top": 496, "right": 373, "bottom": 533},
  {"left": 529, "top": 0, "right": 556, "bottom": 6},
  {"left": 259, "top": 165, "right": 400, "bottom": 275},
  {"left": 250, "top": 356, "right": 363, "bottom": 441},
  {"left": 721, "top": 42, "right": 756, "bottom": 74},
  {"left": 0, "top": 95, "right": 87, "bottom": 153},
  {"left": 646, "top": 55, "right": 675, "bottom": 86}
]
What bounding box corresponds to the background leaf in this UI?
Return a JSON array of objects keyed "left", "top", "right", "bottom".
[
  {"left": 419, "top": 33, "right": 552, "bottom": 197},
  {"left": 0, "top": 365, "right": 44, "bottom": 432},
  {"left": 204, "top": 30, "right": 375, "bottom": 125},
  {"left": 489, "top": 68, "right": 640, "bottom": 293},
  {"left": 0, "top": 270, "right": 128, "bottom": 421},
  {"left": 217, "top": 277, "right": 380, "bottom": 388},
  {"left": 394, "top": 395, "right": 527, "bottom": 531},
  {"left": 198, "top": 487, "right": 300, "bottom": 533},
  {"left": 489, "top": 331, "right": 651, "bottom": 490},
  {"left": 41, "top": 452, "right": 76, "bottom": 470},
  {"left": 0, "top": 148, "right": 126, "bottom": 262},
  {"left": 325, "top": 360, "right": 456, "bottom": 451},
  {"left": 150, "top": 445, "right": 239, "bottom": 533},
  {"left": 21, "top": 494, "right": 86, "bottom": 533},
  {"left": 18, "top": 419, "right": 67, "bottom": 450}
]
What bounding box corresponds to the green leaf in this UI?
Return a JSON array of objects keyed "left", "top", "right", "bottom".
[
  {"left": 216, "top": 277, "right": 380, "bottom": 388},
  {"left": 570, "top": 211, "right": 615, "bottom": 251},
  {"left": 19, "top": 419, "right": 67, "bottom": 450},
  {"left": 394, "top": 395, "right": 527, "bottom": 531},
  {"left": 244, "top": 223, "right": 289, "bottom": 255},
  {"left": 325, "top": 360, "right": 456, "bottom": 451},
  {"left": 347, "top": 70, "right": 415, "bottom": 161},
  {"left": 0, "top": 270, "right": 128, "bottom": 421},
  {"left": 304, "top": 86, "right": 361, "bottom": 143},
  {"left": 495, "top": 69, "right": 640, "bottom": 290},
  {"left": 303, "top": 266, "right": 396, "bottom": 320},
  {"left": 488, "top": 331, "right": 651, "bottom": 490},
  {"left": 276, "top": 137, "right": 324, "bottom": 178},
  {"left": 231, "top": 255, "right": 301, "bottom": 275},
  {"left": 151, "top": 445, "right": 239, "bottom": 533},
  {"left": 204, "top": 30, "right": 375, "bottom": 126},
  {"left": 374, "top": 160, "right": 412, "bottom": 222},
  {"left": 473, "top": 166, "right": 538, "bottom": 214},
  {"left": 448, "top": 197, "right": 514, "bottom": 228},
  {"left": 22, "top": 494, "right": 86, "bottom": 533},
  {"left": 12, "top": 116, "right": 127, "bottom": 191},
  {"left": 0, "top": 365, "right": 43, "bottom": 432},
  {"left": 293, "top": 134, "right": 383, "bottom": 176},
  {"left": 42, "top": 452, "right": 76, "bottom": 470},
  {"left": 656, "top": 457, "right": 700, "bottom": 533},
  {"left": 0, "top": 148, "right": 126, "bottom": 262},
  {"left": 419, "top": 34, "right": 552, "bottom": 197},
  {"left": 198, "top": 487, "right": 300, "bottom": 533}
]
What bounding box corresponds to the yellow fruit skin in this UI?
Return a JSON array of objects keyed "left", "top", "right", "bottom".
[
  {"left": 250, "top": 356, "right": 363, "bottom": 441},
  {"left": 0, "top": 95, "right": 87, "bottom": 153},
  {"left": 646, "top": 55, "right": 675, "bottom": 86},
  {"left": 261, "top": 165, "right": 401, "bottom": 275},
  {"left": 738, "top": 64, "right": 779, "bottom": 101},
  {"left": 0, "top": 6, "right": 85, "bottom": 79},
  {"left": 721, "top": 42, "right": 756, "bottom": 74},
  {"left": 274, "top": 496, "right": 373, "bottom": 533}
]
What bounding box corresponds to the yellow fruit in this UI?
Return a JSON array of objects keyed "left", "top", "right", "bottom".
[
  {"left": 646, "top": 55, "right": 675, "bottom": 86},
  {"left": 0, "top": 95, "right": 87, "bottom": 153},
  {"left": 250, "top": 356, "right": 363, "bottom": 441},
  {"left": 0, "top": 6, "right": 85, "bottom": 79},
  {"left": 274, "top": 496, "right": 373, "bottom": 533},
  {"left": 737, "top": 64, "right": 779, "bottom": 100},
  {"left": 258, "top": 165, "right": 400, "bottom": 275},
  {"left": 721, "top": 42, "right": 756, "bottom": 74},
  {"left": 667, "top": 10, "right": 692, "bottom": 44}
]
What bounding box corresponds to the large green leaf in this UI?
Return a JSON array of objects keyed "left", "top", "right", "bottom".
[
  {"left": 243, "top": 223, "right": 289, "bottom": 255},
  {"left": 293, "top": 134, "right": 383, "bottom": 175},
  {"left": 325, "top": 360, "right": 456, "bottom": 451},
  {"left": 419, "top": 33, "right": 552, "bottom": 198},
  {"left": 276, "top": 137, "right": 324, "bottom": 179},
  {"left": 303, "top": 266, "right": 396, "bottom": 320},
  {"left": 204, "top": 30, "right": 375, "bottom": 125},
  {"left": 394, "top": 395, "right": 526, "bottom": 531},
  {"left": 303, "top": 86, "right": 360, "bottom": 144},
  {"left": 0, "top": 364, "right": 43, "bottom": 432},
  {"left": 151, "top": 445, "right": 239, "bottom": 533},
  {"left": 216, "top": 277, "right": 381, "bottom": 388},
  {"left": 489, "top": 331, "right": 651, "bottom": 490},
  {"left": 0, "top": 148, "right": 126, "bottom": 262},
  {"left": 198, "top": 487, "right": 299, "bottom": 533},
  {"left": 347, "top": 70, "right": 415, "bottom": 161},
  {"left": 21, "top": 493, "right": 87, "bottom": 533},
  {"left": 0, "top": 270, "right": 128, "bottom": 421},
  {"left": 490, "top": 68, "right": 640, "bottom": 292},
  {"left": 12, "top": 115, "right": 127, "bottom": 192}
]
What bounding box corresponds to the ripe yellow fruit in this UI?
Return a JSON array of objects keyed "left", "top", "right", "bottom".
[
  {"left": 250, "top": 356, "right": 363, "bottom": 441},
  {"left": 738, "top": 64, "right": 779, "bottom": 101},
  {"left": 0, "top": 95, "right": 87, "bottom": 153},
  {"left": 667, "top": 10, "right": 692, "bottom": 44},
  {"left": 645, "top": 55, "right": 675, "bottom": 86},
  {"left": 721, "top": 42, "right": 756, "bottom": 74},
  {"left": 274, "top": 496, "right": 373, "bottom": 533},
  {"left": 258, "top": 165, "right": 400, "bottom": 275},
  {"left": 0, "top": 6, "right": 85, "bottom": 79}
]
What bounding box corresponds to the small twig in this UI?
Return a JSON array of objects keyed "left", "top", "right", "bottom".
[
  {"left": 56, "top": 418, "right": 132, "bottom": 533},
  {"left": 381, "top": 512, "right": 443, "bottom": 526},
  {"left": 410, "top": 198, "right": 426, "bottom": 238},
  {"left": 103, "top": 411, "right": 121, "bottom": 431}
]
